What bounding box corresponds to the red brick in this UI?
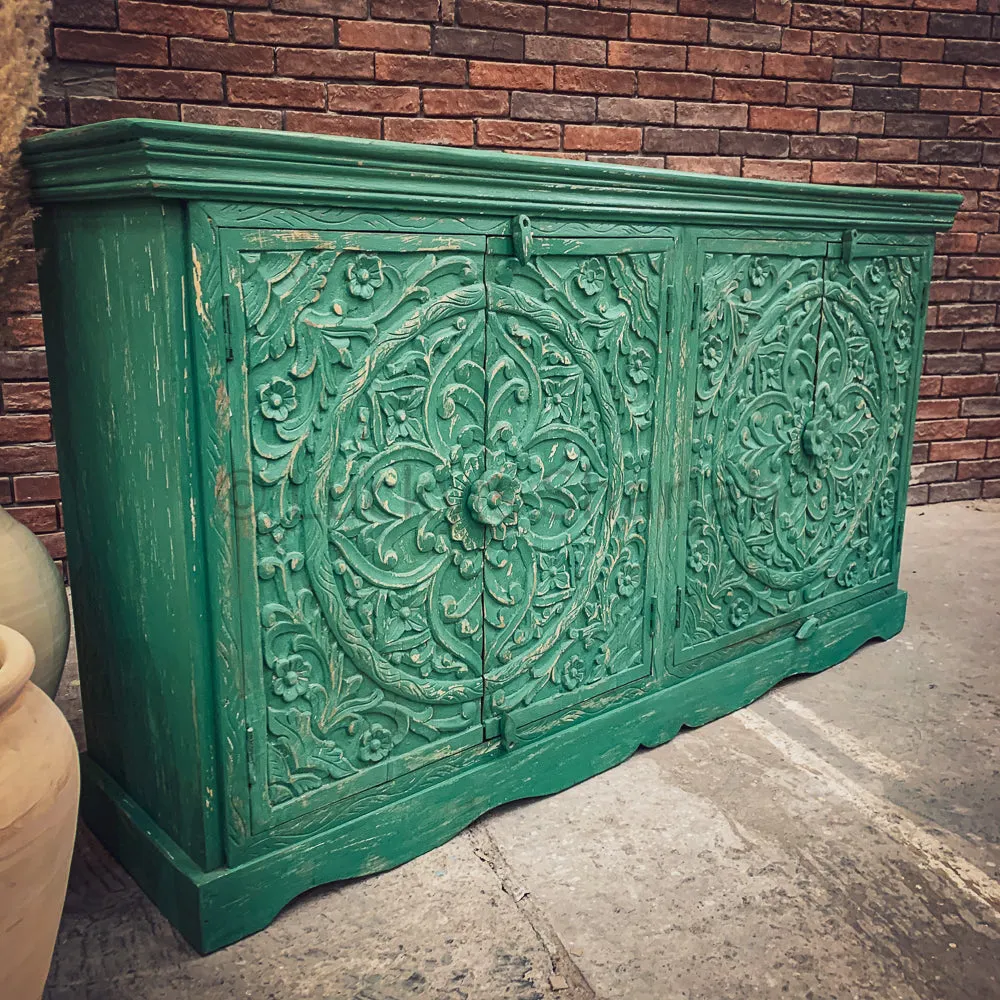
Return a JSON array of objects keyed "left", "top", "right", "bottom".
[
  {"left": 755, "top": 0, "right": 792, "bottom": 25},
  {"left": 901, "top": 62, "right": 965, "bottom": 88},
  {"left": 284, "top": 112, "right": 381, "bottom": 138},
  {"left": 524, "top": 36, "right": 606, "bottom": 66},
  {"left": 792, "top": 4, "right": 861, "bottom": 31},
  {"left": 665, "top": 155, "right": 741, "bottom": 175},
  {"left": 678, "top": 0, "right": 754, "bottom": 17},
  {"left": 938, "top": 232, "right": 980, "bottom": 253},
  {"left": 5, "top": 317, "right": 44, "bottom": 348},
  {"left": 68, "top": 97, "right": 180, "bottom": 125},
  {"left": 939, "top": 303, "right": 999, "bottom": 325},
  {"left": 917, "top": 399, "right": 962, "bottom": 419},
  {"left": 928, "top": 480, "right": 981, "bottom": 502},
  {"left": 742, "top": 159, "right": 812, "bottom": 182},
  {"left": 0, "top": 444, "right": 57, "bottom": 477},
  {"left": 11, "top": 473, "right": 60, "bottom": 503},
  {"left": 786, "top": 82, "right": 853, "bottom": 107},
  {"left": 384, "top": 117, "right": 474, "bottom": 145},
  {"left": 675, "top": 102, "right": 748, "bottom": 128},
  {"left": 424, "top": 88, "right": 509, "bottom": 116},
  {"left": 811, "top": 32, "right": 879, "bottom": 59},
  {"left": 228, "top": 77, "right": 326, "bottom": 109},
  {"left": 989, "top": 439, "right": 1000, "bottom": 457},
  {"left": 376, "top": 54, "right": 466, "bottom": 85},
  {"left": 781, "top": 29, "right": 812, "bottom": 55},
  {"left": 880, "top": 36, "right": 944, "bottom": 62},
  {"left": 119, "top": 1, "right": 229, "bottom": 40},
  {"left": 948, "top": 256, "right": 1000, "bottom": 278},
  {"left": 0, "top": 383, "right": 50, "bottom": 412},
  {"left": 469, "top": 61, "right": 552, "bottom": 90},
  {"left": 913, "top": 418, "right": 969, "bottom": 441},
  {"left": 878, "top": 163, "right": 941, "bottom": 187},
  {"left": 708, "top": 20, "right": 782, "bottom": 50},
  {"left": 598, "top": 97, "right": 674, "bottom": 125},
  {"left": 608, "top": 41, "right": 686, "bottom": 71},
  {"left": 966, "top": 66, "right": 1000, "bottom": 90},
  {"left": 54, "top": 28, "right": 168, "bottom": 66},
  {"left": 958, "top": 459, "right": 1000, "bottom": 479},
  {"left": 555, "top": 65, "right": 635, "bottom": 96},
  {"left": 564, "top": 124, "right": 642, "bottom": 152},
  {"left": 857, "top": 138, "right": 920, "bottom": 162},
  {"left": 929, "top": 279, "right": 973, "bottom": 302},
  {"left": 0, "top": 415, "right": 50, "bottom": 444},
  {"left": 942, "top": 374, "right": 999, "bottom": 395},
  {"left": 763, "top": 53, "right": 833, "bottom": 81},
  {"left": 749, "top": 105, "right": 817, "bottom": 132},
  {"left": 630, "top": 14, "right": 707, "bottom": 44},
  {"left": 475, "top": 120, "right": 560, "bottom": 148},
  {"left": 371, "top": 0, "right": 438, "bottom": 18},
  {"left": 644, "top": 127, "right": 720, "bottom": 155},
  {"left": 865, "top": 9, "right": 929, "bottom": 34},
  {"left": 117, "top": 68, "right": 223, "bottom": 102},
  {"left": 233, "top": 12, "right": 334, "bottom": 45},
  {"left": 811, "top": 161, "right": 877, "bottom": 185},
  {"left": 819, "top": 110, "right": 884, "bottom": 135},
  {"left": 51, "top": 0, "right": 117, "bottom": 28},
  {"left": 713, "top": 78, "right": 786, "bottom": 104},
  {"left": 910, "top": 461, "right": 958, "bottom": 484},
  {"left": 459, "top": 0, "right": 545, "bottom": 33},
  {"left": 182, "top": 106, "right": 283, "bottom": 129},
  {"left": 548, "top": 7, "right": 628, "bottom": 39},
  {"left": 171, "top": 39, "right": 275, "bottom": 75},
  {"left": 929, "top": 439, "right": 987, "bottom": 460},
  {"left": 338, "top": 19, "right": 430, "bottom": 52},
  {"left": 277, "top": 48, "right": 374, "bottom": 79},
  {"left": 638, "top": 72, "right": 713, "bottom": 100},
  {"left": 969, "top": 418, "right": 1000, "bottom": 437},
  {"left": 326, "top": 84, "right": 418, "bottom": 114},
  {"left": 920, "top": 89, "right": 982, "bottom": 114},
  {"left": 41, "top": 533, "right": 67, "bottom": 560},
  {"left": 688, "top": 46, "right": 763, "bottom": 78},
  {"left": 940, "top": 166, "right": 1000, "bottom": 188}
]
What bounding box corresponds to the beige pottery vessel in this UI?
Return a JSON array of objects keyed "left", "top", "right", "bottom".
[
  {"left": 0, "top": 506, "right": 70, "bottom": 699},
  {"left": 0, "top": 625, "right": 79, "bottom": 1000}
]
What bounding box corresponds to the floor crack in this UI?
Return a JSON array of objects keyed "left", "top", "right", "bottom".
[{"left": 467, "top": 818, "right": 600, "bottom": 1000}]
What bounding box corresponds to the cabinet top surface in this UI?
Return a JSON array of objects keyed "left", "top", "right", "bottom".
[{"left": 23, "top": 118, "right": 960, "bottom": 232}]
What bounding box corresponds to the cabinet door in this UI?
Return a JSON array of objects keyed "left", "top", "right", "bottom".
[
  {"left": 676, "top": 236, "right": 930, "bottom": 670},
  {"left": 677, "top": 239, "right": 830, "bottom": 666},
  {"left": 814, "top": 241, "right": 930, "bottom": 595},
  {"left": 224, "top": 231, "right": 488, "bottom": 830},
  {"left": 483, "top": 237, "right": 674, "bottom": 734}
]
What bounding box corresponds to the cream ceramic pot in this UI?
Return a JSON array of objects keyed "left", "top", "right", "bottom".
[
  {"left": 0, "top": 624, "right": 79, "bottom": 999},
  {"left": 0, "top": 506, "right": 70, "bottom": 698}
]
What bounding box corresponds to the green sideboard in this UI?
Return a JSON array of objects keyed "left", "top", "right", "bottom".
[{"left": 23, "top": 120, "right": 959, "bottom": 952}]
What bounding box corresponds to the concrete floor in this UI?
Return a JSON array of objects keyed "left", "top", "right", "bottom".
[{"left": 44, "top": 500, "right": 1000, "bottom": 1000}]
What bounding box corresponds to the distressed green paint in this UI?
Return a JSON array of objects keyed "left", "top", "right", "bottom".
[{"left": 23, "top": 120, "right": 958, "bottom": 954}]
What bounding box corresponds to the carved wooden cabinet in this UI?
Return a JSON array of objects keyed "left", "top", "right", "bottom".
[{"left": 24, "top": 121, "right": 958, "bottom": 952}]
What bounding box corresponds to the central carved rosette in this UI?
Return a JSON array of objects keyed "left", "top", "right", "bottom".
[{"left": 468, "top": 462, "right": 523, "bottom": 528}]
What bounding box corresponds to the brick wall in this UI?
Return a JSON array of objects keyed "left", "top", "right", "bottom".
[{"left": 4, "top": 0, "right": 1000, "bottom": 559}]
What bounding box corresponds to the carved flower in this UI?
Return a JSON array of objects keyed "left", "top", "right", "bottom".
[
  {"left": 701, "top": 335, "right": 725, "bottom": 370},
  {"left": 272, "top": 654, "right": 310, "bottom": 702},
  {"left": 576, "top": 257, "right": 606, "bottom": 296},
  {"left": 385, "top": 590, "right": 428, "bottom": 641},
  {"left": 537, "top": 551, "right": 571, "bottom": 597},
  {"left": 358, "top": 723, "right": 393, "bottom": 762},
  {"left": 688, "top": 540, "right": 710, "bottom": 574},
  {"left": 616, "top": 559, "right": 640, "bottom": 598},
  {"left": 468, "top": 462, "right": 523, "bottom": 530},
  {"left": 749, "top": 256, "right": 771, "bottom": 287},
  {"left": 561, "top": 656, "right": 585, "bottom": 691},
  {"left": 542, "top": 377, "right": 576, "bottom": 424},
  {"left": 346, "top": 253, "right": 384, "bottom": 300},
  {"left": 894, "top": 319, "right": 913, "bottom": 353},
  {"left": 692, "top": 435, "right": 714, "bottom": 478},
  {"left": 727, "top": 594, "right": 752, "bottom": 629},
  {"left": 259, "top": 377, "right": 297, "bottom": 422},
  {"left": 627, "top": 347, "right": 653, "bottom": 385},
  {"left": 380, "top": 389, "right": 423, "bottom": 444},
  {"left": 866, "top": 258, "right": 887, "bottom": 286},
  {"left": 837, "top": 560, "right": 865, "bottom": 589}
]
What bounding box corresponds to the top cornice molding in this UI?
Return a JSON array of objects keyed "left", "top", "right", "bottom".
[{"left": 23, "top": 119, "right": 961, "bottom": 232}]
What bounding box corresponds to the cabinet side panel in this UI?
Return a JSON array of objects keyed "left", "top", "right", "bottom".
[{"left": 35, "top": 201, "right": 221, "bottom": 870}]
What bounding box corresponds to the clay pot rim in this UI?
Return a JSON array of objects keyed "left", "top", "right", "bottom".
[{"left": 0, "top": 624, "right": 35, "bottom": 713}]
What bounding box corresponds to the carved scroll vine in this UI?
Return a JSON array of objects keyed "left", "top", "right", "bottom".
[
  {"left": 483, "top": 251, "right": 662, "bottom": 715},
  {"left": 244, "top": 247, "right": 487, "bottom": 806},
  {"left": 680, "top": 251, "right": 919, "bottom": 661}
]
